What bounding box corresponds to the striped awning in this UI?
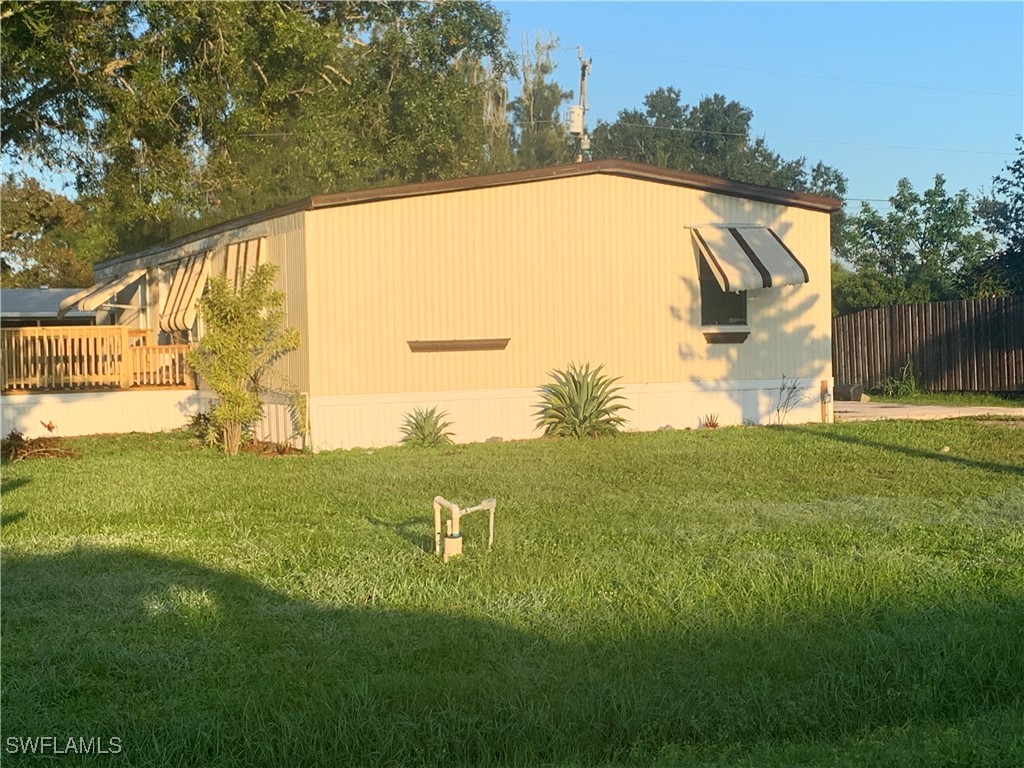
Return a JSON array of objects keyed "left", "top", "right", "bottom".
[
  {"left": 223, "top": 237, "right": 264, "bottom": 290},
  {"left": 159, "top": 252, "right": 211, "bottom": 333},
  {"left": 57, "top": 269, "right": 147, "bottom": 317},
  {"left": 692, "top": 227, "right": 809, "bottom": 292}
]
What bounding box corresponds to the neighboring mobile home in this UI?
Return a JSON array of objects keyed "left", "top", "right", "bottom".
[
  {"left": 53, "top": 161, "right": 842, "bottom": 450},
  {"left": 1, "top": 288, "right": 97, "bottom": 328}
]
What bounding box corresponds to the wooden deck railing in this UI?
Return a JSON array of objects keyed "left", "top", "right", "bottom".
[
  {"left": 0, "top": 326, "right": 194, "bottom": 392},
  {"left": 129, "top": 343, "right": 191, "bottom": 388}
]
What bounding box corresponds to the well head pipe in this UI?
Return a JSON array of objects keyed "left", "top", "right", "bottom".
[{"left": 432, "top": 496, "right": 496, "bottom": 561}]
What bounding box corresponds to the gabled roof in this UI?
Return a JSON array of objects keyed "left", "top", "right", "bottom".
[
  {"left": 98, "top": 160, "right": 843, "bottom": 269},
  {"left": 305, "top": 160, "right": 844, "bottom": 214}
]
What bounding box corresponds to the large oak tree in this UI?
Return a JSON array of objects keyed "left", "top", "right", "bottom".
[{"left": 2, "top": 0, "right": 512, "bottom": 256}]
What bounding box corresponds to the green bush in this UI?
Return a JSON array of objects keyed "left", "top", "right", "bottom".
[
  {"left": 187, "top": 411, "right": 221, "bottom": 448},
  {"left": 186, "top": 264, "right": 300, "bottom": 455},
  {"left": 535, "top": 362, "right": 629, "bottom": 438},
  {"left": 399, "top": 407, "right": 454, "bottom": 447}
]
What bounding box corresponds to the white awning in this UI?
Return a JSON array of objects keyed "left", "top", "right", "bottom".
[
  {"left": 692, "top": 227, "right": 809, "bottom": 292},
  {"left": 57, "top": 269, "right": 147, "bottom": 317},
  {"left": 223, "top": 237, "right": 264, "bottom": 290},
  {"left": 159, "top": 252, "right": 211, "bottom": 333}
]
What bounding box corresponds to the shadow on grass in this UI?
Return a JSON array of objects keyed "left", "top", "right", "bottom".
[
  {"left": 2, "top": 548, "right": 1021, "bottom": 767},
  {"left": 2, "top": 476, "right": 30, "bottom": 495},
  {"left": 784, "top": 424, "right": 1024, "bottom": 477},
  {"left": 1, "top": 478, "right": 30, "bottom": 529},
  {"left": 1, "top": 510, "right": 28, "bottom": 527},
  {"left": 366, "top": 515, "right": 434, "bottom": 553}
]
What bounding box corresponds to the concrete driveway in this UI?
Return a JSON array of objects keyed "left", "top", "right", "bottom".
[{"left": 834, "top": 401, "right": 1024, "bottom": 422}]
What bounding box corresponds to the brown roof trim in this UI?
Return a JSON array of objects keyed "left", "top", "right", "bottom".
[
  {"left": 98, "top": 160, "right": 842, "bottom": 269},
  {"left": 96, "top": 198, "right": 314, "bottom": 270},
  {"left": 307, "top": 160, "right": 843, "bottom": 214}
]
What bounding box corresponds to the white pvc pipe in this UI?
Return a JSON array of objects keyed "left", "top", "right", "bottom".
[
  {"left": 434, "top": 496, "right": 460, "bottom": 553},
  {"left": 433, "top": 496, "right": 496, "bottom": 558}
]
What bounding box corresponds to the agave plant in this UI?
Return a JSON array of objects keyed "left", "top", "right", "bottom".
[
  {"left": 399, "top": 406, "right": 454, "bottom": 447},
  {"left": 535, "top": 363, "right": 629, "bottom": 438}
]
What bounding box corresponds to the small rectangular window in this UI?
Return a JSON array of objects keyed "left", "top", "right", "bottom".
[{"left": 699, "top": 257, "right": 747, "bottom": 326}]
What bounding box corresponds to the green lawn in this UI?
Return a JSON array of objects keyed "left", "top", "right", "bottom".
[
  {"left": 2, "top": 420, "right": 1023, "bottom": 767},
  {"left": 869, "top": 391, "right": 1024, "bottom": 408}
]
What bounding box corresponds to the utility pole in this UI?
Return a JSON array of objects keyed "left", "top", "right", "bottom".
[{"left": 574, "top": 46, "right": 592, "bottom": 163}]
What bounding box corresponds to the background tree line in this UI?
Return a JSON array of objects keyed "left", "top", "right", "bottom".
[{"left": 2, "top": 0, "right": 1020, "bottom": 313}]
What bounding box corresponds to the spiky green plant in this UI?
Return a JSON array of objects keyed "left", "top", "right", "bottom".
[
  {"left": 535, "top": 363, "right": 629, "bottom": 438},
  {"left": 399, "top": 407, "right": 454, "bottom": 447}
]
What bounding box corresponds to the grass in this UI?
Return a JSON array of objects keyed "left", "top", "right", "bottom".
[
  {"left": 2, "top": 420, "right": 1023, "bottom": 767},
  {"left": 869, "top": 391, "right": 1024, "bottom": 408}
]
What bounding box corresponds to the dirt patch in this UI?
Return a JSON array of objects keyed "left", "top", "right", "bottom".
[
  {"left": 1, "top": 431, "right": 78, "bottom": 463},
  {"left": 238, "top": 440, "right": 304, "bottom": 457}
]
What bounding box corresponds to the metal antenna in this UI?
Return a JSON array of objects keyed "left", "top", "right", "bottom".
[{"left": 575, "top": 46, "right": 592, "bottom": 163}]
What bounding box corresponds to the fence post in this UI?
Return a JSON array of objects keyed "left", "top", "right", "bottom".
[{"left": 119, "top": 325, "right": 132, "bottom": 389}]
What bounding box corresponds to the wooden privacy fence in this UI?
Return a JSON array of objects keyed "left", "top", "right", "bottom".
[
  {"left": 1, "top": 326, "right": 194, "bottom": 392},
  {"left": 832, "top": 296, "right": 1024, "bottom": 392}
]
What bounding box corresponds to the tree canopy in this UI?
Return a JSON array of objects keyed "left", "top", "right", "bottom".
[
  {"left": 837, "top": 175, "right": 995, "bottom": 310},
  {"left": 590, "top": 88, "right": 843, "bottom": 195},
  {"left": 972, "top": 135, "right": 1024, "bottom": 296},
  {"left": 2, "top": 0, "right": 513, "bottom": 254},
  {"left": 509, "top": 35, "right": 574, "bottom": 169},
  {"left": 0, "top": 176, "right": 91, "bottom": 287}
]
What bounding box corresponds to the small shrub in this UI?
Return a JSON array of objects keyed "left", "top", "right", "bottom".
[
  {"left": 535, "top": 362, "right": 629, "bottom": 438},
  {"left": 702, "top": 413, "right": 720, "bottom": 429},
  {"left": 882, "top": 357, "right": 922, "bottom": 398},
  {"left": 772, "top": 375, "right": 807, "bottom": 425},
  {"left": 186, "top": 263, "right": 300, "bottom": 456},
  {"left": 1, "top": 430, "right": 29, "bottom": 463},
  {"left": 188, "top": 411, "right": 221, "bottom": 448},
  {"left": 400, "top": 407, "right": 454, "bottom": 447}
]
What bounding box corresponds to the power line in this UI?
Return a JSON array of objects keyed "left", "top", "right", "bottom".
[
  {"left": 582, "top": 47, "right": 1023, "bottom": 99},
  {"left": 516, "top": 118, "right": 1013, "bottom": 157},
  {"left": 763, "top": 134, "right": 1013, "bottom": 157},
  {"left": 242, "top": 118, "right": 1012, "bottom": 159}
]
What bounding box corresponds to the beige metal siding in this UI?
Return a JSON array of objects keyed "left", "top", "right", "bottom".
[
  {"left": 302, "top": 174, "right": 832, "bottom": 398},
  {"left": 263, "top": 219, "right": 310, "bottom": 394}
]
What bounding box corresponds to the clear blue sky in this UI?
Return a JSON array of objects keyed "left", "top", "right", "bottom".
[{"left": 495, "top": 1, "right": 1024, "bottom": 209}]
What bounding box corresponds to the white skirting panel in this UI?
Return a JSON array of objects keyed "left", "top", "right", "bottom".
[
  {"left": 309, "top": 378, "right": 833, "bottom": 452},
  {"left": 251, "top": 392, "right": 307, "bottom": 450},
  {"left": 1, "top": 389, "right": 203, "bottom": 439},
  {"left": 190, "top": 388, "right": 305, "bottom": 449}
]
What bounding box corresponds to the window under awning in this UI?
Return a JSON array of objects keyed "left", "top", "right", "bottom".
[
  {"left": 691, "top": 226, "right": 809, "bottom": 293},
  {"left": 57, "top": 268, "right": 147, "bottom": 317},
  {"left": 159, "top": 252, "right": 211, "bottom": 333}
]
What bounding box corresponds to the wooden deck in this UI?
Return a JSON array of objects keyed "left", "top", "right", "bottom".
[{"left": 1, "top": 326, "right": 194, "bottom": 393}]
